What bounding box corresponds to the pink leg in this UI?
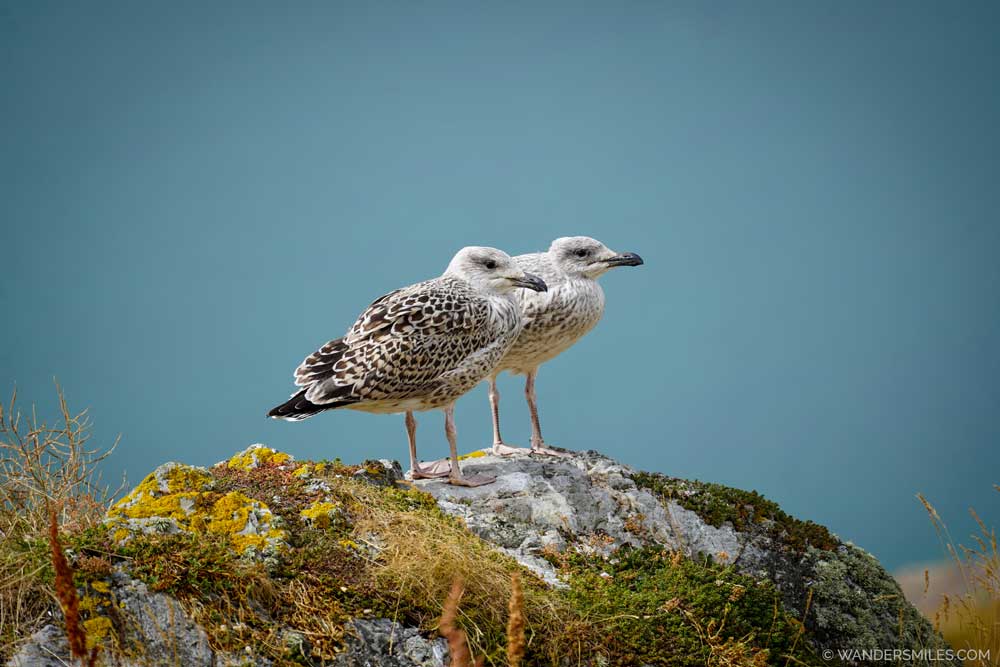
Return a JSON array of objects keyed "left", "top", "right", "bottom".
[
  {"left": 406, "top": 411, "right": 450, "bottom": 479},
  {"left": 525, "top": 368, "right": 569, "bottom": 457},
  {"left": 445, "top": 404, "right": 495, "bottom": 487},
  {"left": 489, "top": 375, "right": 530, "bottom": 456}
]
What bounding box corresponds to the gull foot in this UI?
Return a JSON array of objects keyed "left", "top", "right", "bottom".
[
  {"left": 530, "top": 443, "right": 571, "bottom": 458},
  {"left": 409, "top": 459, "right": 452, "bottom": 479},
  {"left": 492, "top": 442, "right": 532, "bottom": 456},
  {"left": 448, "top": 473, "right": 496, "bottom": 487}
]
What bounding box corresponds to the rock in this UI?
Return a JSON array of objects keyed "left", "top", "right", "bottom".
[
  {"left": 333, "top": 619, "right": 448, "bottom": 667},
  {"left": 111, "top": 571, "right": 216, "bottom": 665},
  {"left": 104, "top": 461, "right": 288, "bottom": 556},
  {"left": 413, "top": 448, "right": 955, "bottom": 663},
  {"left": 7, "top": 572, "right": 215, "bottom": 667},
  {"left": 353, "top": 459, "right": 405, "bottom": 487},
  {"left": 6, "top": 625, "right": 70, "bottom": 667},
  {"left": 223, "top": 444, "right": 296, "bottom": 471},
  {"left": 10, "top": 444, "right": 956, "bottom": 666}
]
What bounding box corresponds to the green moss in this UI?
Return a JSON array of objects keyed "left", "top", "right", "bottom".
[
  {"left": 554, "top": 546, "right": 820, "bottom": 666},
  {"left": 632, "top": 471, "right": 837, "bottom": 553},
  {"left": 804, "top": 544, "right": 952, "bottom": 654},
  {"left": 121, "top": 532, "right": 264, "bottom": 598}
]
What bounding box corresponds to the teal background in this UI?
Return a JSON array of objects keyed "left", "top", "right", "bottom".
[{"left": 2, "top": 1, "right": 998, "bottom": 570}]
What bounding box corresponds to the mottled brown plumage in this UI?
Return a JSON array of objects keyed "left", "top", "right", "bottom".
[{"left": 268, "top": 246, "right": 547, "bottom": 486}]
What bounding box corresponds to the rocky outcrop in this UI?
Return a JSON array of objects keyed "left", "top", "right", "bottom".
[
  {"left": 333, "top": 620, "right": 448, "bottom": 667},
  {"left": 7, "top": 444, "right": 955, "bottom": 667},
  {"left": 414, "top": 449, "right": 954, "bottom": 663},
  {"left": 8, "top": 571, "right": 218, "bottom": 667}
]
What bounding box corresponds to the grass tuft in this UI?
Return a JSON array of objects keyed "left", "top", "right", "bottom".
[{"left": 918, "top": 488, "right": 999, "bottom": 665}]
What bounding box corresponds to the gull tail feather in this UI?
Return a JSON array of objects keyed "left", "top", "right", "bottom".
[{"left": 266, "top": 390, "right": 356, "bottom": 421}]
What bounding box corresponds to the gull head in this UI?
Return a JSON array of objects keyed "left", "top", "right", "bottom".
[
  {"left": 549, "top": 236, "right": 643, "bottom": 279},
  {"left": 445, "top": 246, "right": 547, "bottom": 295}
]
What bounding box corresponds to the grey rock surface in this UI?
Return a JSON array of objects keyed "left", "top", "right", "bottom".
[
  {"left": 6, "top": 625, "right": 70, "bottom": 667},
  {"left": 5, "top": 571, "right": 253, "bottom": 667},
  {"left": 111, "top": 570, "right": 216, "bottom": 665},
  {"left": 413, "top": 448, "right": 956, "bottom": 665},
  {"left": 413, "top": 450, "right": 760, "bottom": 584},
  {"left": 333, "top": 619, "right": 448, "bottom": 667}
]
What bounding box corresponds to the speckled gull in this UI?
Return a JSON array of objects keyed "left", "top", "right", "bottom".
[
  {"left": 486, "top": 237, "right": 643, "bottom": 456},
  {"left": 267, "top": 246, "right": 547, "bottom": 487}
]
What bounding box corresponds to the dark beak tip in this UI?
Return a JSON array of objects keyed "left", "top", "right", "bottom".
[
  {"left": 515, "top": 273, "right": 547, "bottom": 292},
  {"left": 608, "top": 252, "right": 644, "bottom": 267}
]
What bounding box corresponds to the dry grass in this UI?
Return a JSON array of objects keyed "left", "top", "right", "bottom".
[
  {"left": 0, "top": 383, "right": 120, "bottom": 658},
  {"left": 349, "top": 480, "right": 573, "bottom": 662},
  {"left": 918, "top": 487, "right": 999, "bottom": 666}
]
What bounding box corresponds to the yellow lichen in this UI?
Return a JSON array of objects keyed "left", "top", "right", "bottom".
[
  {"left": 106, "top": 464, "right": 287, "bottom": 554},
  {"left": 292, "top": 464, "right": 312, "bottom": 478},
  {"left": 458, "top": 449, "right": 488, "bottom": 461},
  {"left": 107, "top": 462, "right": 213, "bottom": 520},
  {"left": 79, "top": 594, "right": 98, "bottom": 614},
  {"left": 202, "top": 491, "right": 286, "bottom": 553},
  {"left": 108, "top": 491, "right": 202, "bottom": 521},
  {"left": 300, "top": 500, "right": 341, "bottom": 529},
  {"left": 165, "top": 466, "right": 213, "bottom": 493},
  {"left": 83, "top": 616, "right": 113, "bottom": 649},
  {"left": 226, "top": 444, "right": 293, "bottom": 470},
  {"left": 90, "top": 580, "right": 111, "bottom": 594}
]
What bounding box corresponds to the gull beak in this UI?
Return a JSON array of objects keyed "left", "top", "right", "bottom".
[
  {"left": 604, "top": 252, "right": 644, "bottom": 267},
  {"left": 511, "top": 272, "right": 547, "bottom": 292}
]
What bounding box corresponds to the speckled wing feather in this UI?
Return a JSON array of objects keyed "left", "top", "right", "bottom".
[{"left": 292, "top": 277, "right": 495, "bottom": 406}]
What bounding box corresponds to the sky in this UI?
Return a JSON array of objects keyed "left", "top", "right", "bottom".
[{"left": 1, "top": 1, "right": 998, "bottom": 571}]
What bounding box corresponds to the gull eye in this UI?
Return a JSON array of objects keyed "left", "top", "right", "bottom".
[
  {"left": 484, "top": 259, "right": 497, "bottom": 270},
  {"left": 575, "top": 249, "right": 589, "bottom": 258}
]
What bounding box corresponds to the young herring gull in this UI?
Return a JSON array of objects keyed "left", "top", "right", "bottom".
[
  {"left": 267, "top": 247, "right": 547, "bottom": 487},
  {"left": 487, "top": 237, "right": 643, "bottom": 456}
]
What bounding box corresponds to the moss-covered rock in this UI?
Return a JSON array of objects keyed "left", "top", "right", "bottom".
[
  {"left": 10, "top": 445, "right": 956, "bottom": 667},
  {"left": 413, "top": 448, "right": 958, "bottom": 666},
  {"left": 225, "top": 443, "right": 295, "bottom": 471},
  {"left": 105, "top": 461, "right": 287, "bottom": 556}
]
